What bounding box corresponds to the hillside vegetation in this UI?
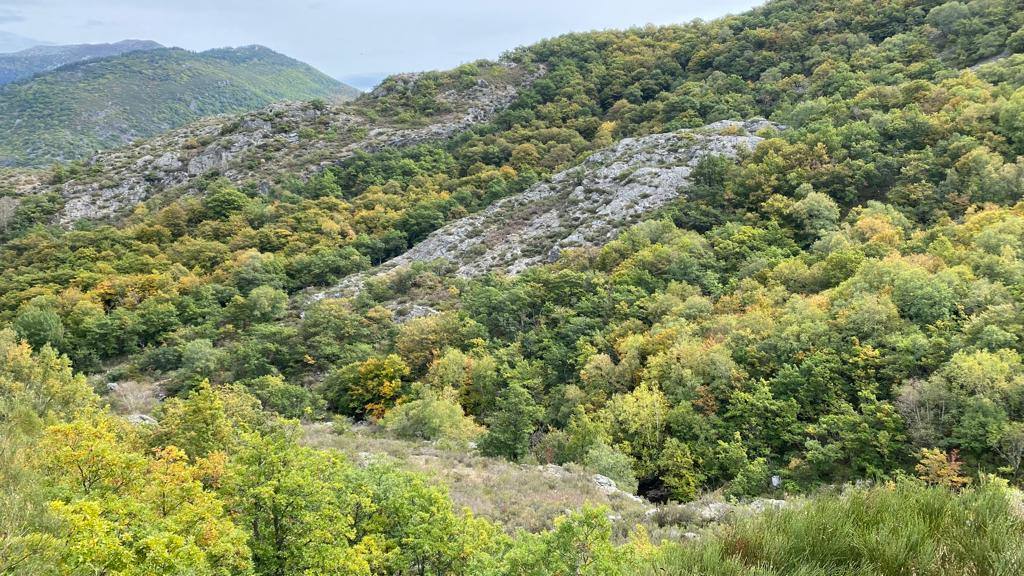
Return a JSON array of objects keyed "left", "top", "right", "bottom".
[
  {"left": 2, "top": 0, "right": 1024, "bottom": 574},
  {"left": 0, "top": 39, "right": 162, "bottom": 85},
  {"left": 0, "top": 45, "right": 358, "bottom": 166}
]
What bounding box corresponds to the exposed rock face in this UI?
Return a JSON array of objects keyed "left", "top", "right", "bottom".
[
  {"left": 746, "top": 498, "right": 787, "bottom": 513},
  {"left": 692, "top": 501, "right": 735, "bottom": 523},
  {"left": 8, "top": 62, "right": 541, "bottom": 225},
  {"left": 60, "top": 180, "right": 152, "bottom": 223},
  {"left": 316, "top": 119, "right": 780, "bottom": 300}
]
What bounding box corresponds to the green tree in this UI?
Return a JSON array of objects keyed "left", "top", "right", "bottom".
[
  {"left": 659, "top": 438, "right": 703, "bottom": 501},
  {"left": 479, "top": 383, "right": 543, "bottom": 461},
  {"left": 13, "top": 301, "right": 64, "bottom": 352},
  {"left": 244, "top": 375, "right": 321, "bottom": 420},
  {"left": 502, "top": 507, "right": 634, "bottom": 576},
  {"left": 35, "top": 415, "right": 253, "bottom": 575},
  {"left": 583, "top": 443, "right": 638, "bottom": 494},
  {"left": 322, "top": 355, "right": 409, "bottom": 419},
  {"left": 601, "top": 384, "right": 670, "bottom": 479},
  {"left": 240, "top": 285, "right": 288, "bottom": 324},
  {"left": 0, "top": 329, "right": 94, "bottom": 421},
  {"left": 382, "top": 385, "right": 483, "bottom": 447},
  {"left": 222, "top": 431, "right": 370, "bottom": 576},
  {"left": 153, "top": 381, "right": 265, "bottom": 459},
  {"left": 992, "top": 422, "right": 1024, "bottom": 481},
  {"left": 203, "top": 180, "right": 251, "bottom": 220},
  {"left": 725, "top": 457, "right": 772, "bottom": 499}
]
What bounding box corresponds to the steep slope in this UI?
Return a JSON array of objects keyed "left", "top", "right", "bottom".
[
  {"left": 0, "top": 39, "right": 163, "bottom": 85},
  {"left": 1, "top": 0, "right": 1024, "bottom": 534},
  {"left": 315, "top": 118, "right": 780, "bottom": 300},
  {"left": 1, "top": 61, "right": 538, "bottom": 225},
  {"left": 0, "top": 45, "right": 358, "bottom": 166}
]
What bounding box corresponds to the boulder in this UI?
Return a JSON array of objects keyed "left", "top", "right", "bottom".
[{"left": 125, "top": 413, "right": 157, "bottom": 426}]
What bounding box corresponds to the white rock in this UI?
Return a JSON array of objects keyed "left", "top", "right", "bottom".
[
  {"left": 126, "top": 413, "right": 157, "bottom": 425},
  {"left": 313, "top": 119, "right": 783, "bottom": 300}
]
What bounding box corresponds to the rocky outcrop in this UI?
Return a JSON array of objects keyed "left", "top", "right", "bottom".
[
  {"left": 7, "top": 61, "right": 541, "bottom": 225},
  {"left": 592, "top": 474, "right": 643, "bottom": 502},
  {"left": 315, "top": 119, "right": 780, "bottom": 300},
  {"left": 60, "top": 180, "right": 153, "bottom": 223}
]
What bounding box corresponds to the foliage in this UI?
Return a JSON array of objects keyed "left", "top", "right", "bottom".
[
  {"left": 479, "top": 383, "right": 543, "bottom": 461},
  {"left": 916, "top": 448, "right": 972, "bottom": 489},
  {"left": 151, "top": 380, "right": 267, "bottom": 459},
  {"left": 382, "top": 385, "right": 484, "bottom": 447},
  {"left": 0, "top": 46, "right": 355, "bottom": 166},
  {"left": 0, "top": 328, "right": 94, "bottom": 422},
  {"left": 2, "top": 0, "right": 1024, "bottom": 556},
  {"left": 582, "top": 443, "right": 639, "bottom": 495},
  {"left": 322, "top": 354, "right": 410, "bottom": 419},
  {"left": 36, "top": 413, "right": 254, "bottom": 576}
]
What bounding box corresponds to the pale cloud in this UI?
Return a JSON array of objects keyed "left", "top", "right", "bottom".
[{"left": 0, "top": 8, "right": 24, "bottom": 24}]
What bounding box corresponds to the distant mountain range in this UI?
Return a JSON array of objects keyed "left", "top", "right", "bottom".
[
  {"left": 0, "top": 44, "right": 361, "bottom": 166},
  {"left": 0, "top": 30, "right": 50, "bottom": 54},
  {"left": 0, "top": 39, "right": 163, "bottom": 84}
]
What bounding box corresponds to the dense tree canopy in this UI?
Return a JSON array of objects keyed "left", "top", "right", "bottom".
[{"left": 2, "top": 0, "right": 1024, "bottom": 573}]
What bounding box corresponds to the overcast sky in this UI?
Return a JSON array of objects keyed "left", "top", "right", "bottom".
[{"left": 0, "top": 0, "right": 763, "bottom": 89}]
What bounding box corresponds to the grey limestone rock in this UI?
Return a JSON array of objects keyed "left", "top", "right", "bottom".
[{"left": 314, "top": 119, "right": 782, "bottom": 301}]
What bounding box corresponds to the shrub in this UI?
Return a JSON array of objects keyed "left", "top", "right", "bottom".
[
  {"left": 382, "top": 386, "right": 483, "bottom": 448},
  {"left": 646, "top": 482, "right": 1024, "bottom": 575},
  {"left": 725, "top": 457, "right": 772, "bottom": 499},
  {"left": 583, "top": 443, "right": 638, "bottom": 494},
  {"left": 244, "top": 375, "right": 322, "bottom": 420},
  {"left": 915, "top": 448, "right": 971, "bottom": 489}
]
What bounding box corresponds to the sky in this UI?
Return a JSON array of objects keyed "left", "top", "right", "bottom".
[{"left": 0, "top": 0, "right": 763, "bottom": 90}]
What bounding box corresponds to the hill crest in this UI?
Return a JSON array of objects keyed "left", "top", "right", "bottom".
[{"left": 0, "top": 44, "right": 357, "bottom": 166}]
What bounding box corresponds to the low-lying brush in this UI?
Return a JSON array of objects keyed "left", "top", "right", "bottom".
[{"left": 644, "top": 481, "right": 1024, "bottom": 576}]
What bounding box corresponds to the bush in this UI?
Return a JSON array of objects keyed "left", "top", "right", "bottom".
[
  {"left": 244, "top": 375, "right": 322, "bottom": 420},
  {"left": 725, "top": 457, "right": 772, "bottom": 499},
  {"left": 381, "top": 386, "right": 482, "bottom": 448},
  {"left": 583, "top": 443, "right": 638, "bottom": 494},
  {"left": 203, "top": 179, "right": 251, "bottom": 220}
]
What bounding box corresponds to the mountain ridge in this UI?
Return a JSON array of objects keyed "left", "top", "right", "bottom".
[
  {"left": 0, "top": 30, "right": 50, "bottom": 53},
  {"left": 312, "top": 118, "right": 782, "bottom": 304},
  {"left": 0, "top": 60, "right": 537, "bottom": 225},
  {"left": 0, "top": 39, "right": 163, "bottom": 85},
  {"left": 1, "top": 7, "right": 1024, "bottom": 571},
  {"left": 0, "top": 45, "right": 359, "bottom": 166}
]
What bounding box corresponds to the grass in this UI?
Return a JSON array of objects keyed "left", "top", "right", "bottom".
[
  {"left": 304, "top": 423, "right": 1024, "bottom": 575},
  {"left": 642, "top": 481, "right": 1024, "bottom": 576},
  {"left": 303, "top": 422, "right": 654, "bottom": 534}
]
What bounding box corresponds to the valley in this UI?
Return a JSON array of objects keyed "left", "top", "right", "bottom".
[{"left": 2, "top": 0, "right": 1024, "bottom": 574}]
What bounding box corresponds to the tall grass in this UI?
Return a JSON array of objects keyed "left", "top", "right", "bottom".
[{"left": 641, "top": 481, "right": 1024, "bottom": 576}]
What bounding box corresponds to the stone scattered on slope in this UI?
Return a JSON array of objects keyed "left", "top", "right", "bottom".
[
  {"left": 10, "top": 62, "right": 540, "bottom": 225},
  {"left": 593, "top": 474, "right": 644, "bottom": 502},
  {"left": 125, "top": 413, "right": 158, "bottom": 426},
  {"left": 316, "top": 118, "right": 780, "bottom": 300}
]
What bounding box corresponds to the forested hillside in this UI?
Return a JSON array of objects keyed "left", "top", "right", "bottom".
[
  {"left": 0, "top": 45, "right": 358, "bottom": 166},
  {"left": 2, "top": 0, "right": 1024, "bottom": 574},
  {"left": 0, "top": 39, "right": 163, "bottom": 85}
]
